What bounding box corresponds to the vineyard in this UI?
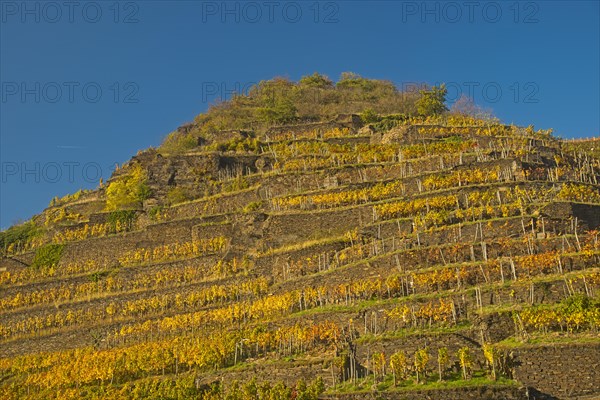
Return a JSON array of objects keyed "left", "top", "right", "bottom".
[{"left": 1, "top": 82, "right": 600, "bottom": 399}]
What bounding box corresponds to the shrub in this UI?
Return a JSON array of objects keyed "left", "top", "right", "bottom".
[
  {"left": 167, "top": 187, "right": 192, "bottom": 205},
  {"left": 160, "top": 131, "right": 197, "bottom": 154},
  {"left": 359, "top": 108, "right": 380, "bottom": 124},
  {"left": 173, "top": 73, "right": 422, "bottom": 144},
  {"left": 336, "top": 72, "right": 377, "bottom": 91},
  {"left": 243, "top": 201, "right": 262, "bottom": 213},
  {"left": 213, "top": 136, "right": 260, "bottom": 153},
  {"left": 31, "top": 244, "right": 64, "bottom": 270},
  {"left": 457, "top": 346, "right": 473, "bottom": 380},
  {"left": 298, "top": 72, "right": 333, "bottom": 89},
  {"left": 413, "top": 347, "right": 429, "bottom": 383},
  {"left": 416, "top": 84, "right": 448, "bottom": 116},
  {"left": 372, "top": 114, "right": 408, "bottom": 132},
  {"left": 0, "top": 220, "right": 41, "bottom": 255},
  {"left": 222, "top": 176, "right": 250, "bottom": 192},
  {"left": 148, "top": 206, "right": 167, "bottom": 221},
  {"left": 105, "top": 164, "right": 150, "bottom": 211},
  {"left": 107, "top": 210, "right": 137, "bottom": 233},
  {"left": 255, "top": 97, "right": 297, "bottom": 125},
  {"left": 389, "top": 350, "right": 408, "bottom": 386},
  {"left": 557, "top": 183, "right": 600, "bottom": 203},
  {"left": 437, "top": 347, "right": 449, "bottom": 382}
]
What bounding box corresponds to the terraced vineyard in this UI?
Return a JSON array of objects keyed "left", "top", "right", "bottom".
[{"left": 1, "top": 79, "right": 600, "bottom": 399}]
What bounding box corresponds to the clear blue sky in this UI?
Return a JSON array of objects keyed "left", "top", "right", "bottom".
[{"left": 1, "top": 0, "right": 599, "bottom": 228}]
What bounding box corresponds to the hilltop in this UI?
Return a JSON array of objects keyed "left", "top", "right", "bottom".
[{"left": 1, "top": 74, "right": 600, "bottom": 400}]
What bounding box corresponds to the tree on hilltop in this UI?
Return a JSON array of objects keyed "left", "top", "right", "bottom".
[{"left": 416, "top": 84, "right": 448, "bottom": 116}]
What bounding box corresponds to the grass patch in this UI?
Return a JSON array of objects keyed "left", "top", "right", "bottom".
[
  {"left": 496, "top": 332, "right": 600, "bottom": 348},
  {"left": 30, "top": 244, "right": 64, "bottom": 270},
  {"left": 0, "top": 220, "right": 41, "bottom": 254},
  {"left": 329, "top": 371, "right": 516, "bottom": 394}
]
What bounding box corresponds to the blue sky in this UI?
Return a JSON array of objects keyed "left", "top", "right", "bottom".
[{"left": 1, "top": 0, "right": 599, "bottom": 228}]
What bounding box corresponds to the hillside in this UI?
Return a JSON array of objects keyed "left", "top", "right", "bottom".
[{"left": 1, "top": 76, "right": 600, "bottom": 400}]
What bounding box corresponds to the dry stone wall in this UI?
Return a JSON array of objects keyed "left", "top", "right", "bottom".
[
  {"left": 264, "top": 206, "right": 373, "bottom": 247},
  {"left": 168, "top": 187, "right": 261, "bottom": 220},
  {"left": 321, "top": 386, "right": 528, "bottom": 400},
  {"left": 512, "top": 343, "right": 600, "bottom": 399}
]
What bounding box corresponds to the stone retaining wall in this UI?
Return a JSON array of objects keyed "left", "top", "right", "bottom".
[
  {"left": 321, "top": 386, "right": 528, "bottom": 400},
  {"left": 512, "top": 343, "right": 600, "bottom": 399},
  {"left": 264, "top": 206, "right": 373, "bottom": 247}
]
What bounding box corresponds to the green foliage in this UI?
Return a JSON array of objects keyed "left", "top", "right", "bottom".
[
  {"left": 561, "top": 293, "right": 593, "bottom": 313},
  {"left": 107, "top": 210, "right": 137, "bottom": 233},
  {"left": 148, "top": 205, "right": 166, "bottom": 222},
  {"left": 416, "top": 84, "right": 448, "bottom": 116},
  {"left": 298, "top": 72, "right": 334, "bottom": 89},
  {"left": 0, "top": 220, "right": 40, "bottom": 254},
  {"left": 242, "top": 377, "right": 258, "bottom": 399},
  {"left": 332, "top": 371, "right": 515, "bottom": 394},
  {"left": 269, "top": 381, "right": 293, "bottom": 399},
  {"left": 371, "top": 114, "right": 409, "bottom": 132},
  {"left": 169, "top": 73, "right": 420, "bottom": 145},
  {"left": 557, "top": 183, "right": 600, "bottom": 203},
  {"left": 457, "top": 347, "right": 473, "bottom": 380},
  {"left": 336, "top": 72, "right": 363, "bottom": 88},
  {"left": 562, "top": 139, "right": 600, "bottom": 159},
  {"left": 221, "top": 176, "right": 250, "bottom": 193},
  {"left": 438, "top": 347, "right": 449, "bottom": 382},
  {"left": 389, "top": 350, "right": 408, "bottom": 386},
  {"left": 159, "top": 131, "right": 197, "bottom": 154},
  {"left": 413, "top": 347, "right": 429, "bottom": 383},
  {"left": 118, "top": 375, "right": 202, "bottom": 400},
  {"left": 166, "top": 187, "right": 192, "bottom": 205},
  {"left": 336, "top": 72, "right": 400, "bottom": 104},
  {"left": 482, "top": 343, "right": 499, "bottom": 380},
  {"left": 243, "top": 201, "right": 262, "bottom": 213},
  {"left": 105, "top": 164, "right": 150, "bottom": 211},
  {"left": 371, "top": 352, "right": 387, "bottom": 381},
  {"left": 359, "top": 108, "right": 380, "bottom": 124},
  {"left": 30, "top": 244, "right": 64, "bottom": 270},
  {"left": 337, "top": 72, "right": 380, "bottom": 91},
  {"left": 88, "top": 270, "right": 109, "bottom": 283},
  {"left": 250, "top": 77, "right": 298, "bottom": 125},
  {"left": 198, "top": 376, "right": 322, "bottom": 400},
  {"left": 256, "top": 97, "right": 298, "bottom": 125},
  {"left": 555, "top": 294, "right": 600, "bottom": 332},
  {"left": 308, "top": 376, "right": 325, "bottom": 397}
]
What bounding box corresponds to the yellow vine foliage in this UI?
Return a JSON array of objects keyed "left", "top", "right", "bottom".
[{"left": 117, "top": 238, "right": 228, "bottom": 266}]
